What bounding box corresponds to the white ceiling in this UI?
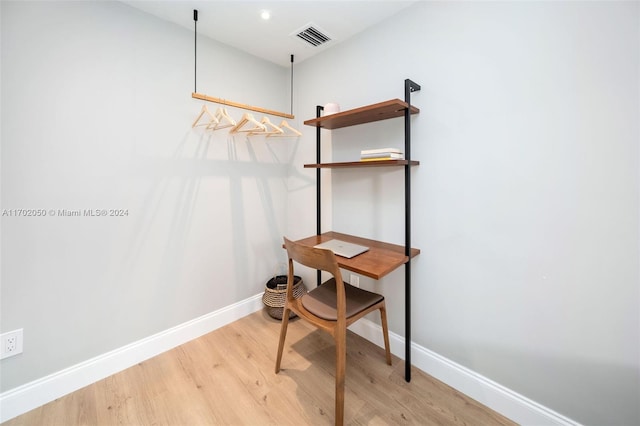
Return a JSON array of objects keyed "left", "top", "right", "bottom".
[{"left": 122, "top": 1, "right": 417, "bottom": 68}]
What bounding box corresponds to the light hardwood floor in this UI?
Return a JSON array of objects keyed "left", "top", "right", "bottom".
[{"left": 4, "top": 311, "right": 516, "bottom": 425}]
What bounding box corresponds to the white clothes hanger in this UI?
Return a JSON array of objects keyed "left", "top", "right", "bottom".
[
  {"left": 266, "top": 120, "right": 302, "bottom": 137},
  {"left": 229, "top": 113, "right": 267, "bottom": 134},
  {"left": 249, "top": 117, "right": 284, "bottom": 136},
  {"left": 192, "top": 104, "right": 218, "bottom": 128},
  {"left": 208, "top": 106, "right": 236, "bottom": 130}
]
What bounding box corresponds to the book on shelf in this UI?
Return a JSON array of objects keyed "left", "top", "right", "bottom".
[
  {"left": 360, "top": 147, "right": 402, "bottom": 156},
  {"left": 360, "top": 152, "right": 404, "bottom": 160},
  {"left": 360, "top": 156, "right": 404, "bottom": 162}
]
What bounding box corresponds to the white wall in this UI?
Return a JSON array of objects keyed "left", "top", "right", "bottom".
[
  {"left": 1, "top": 1, "right": 291, "bottom": 391},
  {"left": 292, "top": 2, "right": 639, "bottom": 425}
]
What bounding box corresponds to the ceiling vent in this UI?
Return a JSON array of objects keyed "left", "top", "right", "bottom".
[{"left": 291, "top": 23, "right": 332, "bottom": 47}]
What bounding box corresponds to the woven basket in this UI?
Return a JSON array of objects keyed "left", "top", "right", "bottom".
[{"left": 262, "top": 275, "right": 306, "bottom": 320}]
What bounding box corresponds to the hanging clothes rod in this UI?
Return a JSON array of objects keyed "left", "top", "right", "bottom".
[{"left": 192, "top": 93, "right": 294, "bottom": 119}]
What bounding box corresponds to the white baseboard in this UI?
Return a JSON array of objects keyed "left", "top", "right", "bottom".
[
  {"left": 2, "top": 296, "right": 579, "bottom": 426},
  {"left": 348, "top": 319, "right": 581, "bottom": 426},
  {"left": 0, "top": 294, "right": 264, "bottom": 423}
]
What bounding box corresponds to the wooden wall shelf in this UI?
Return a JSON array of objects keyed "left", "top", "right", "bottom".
[
  {"left": 304, "top": 160, "right": 420, "bottom": 168},
  {"left": 303, "top": 99, "right": 419, "bottom": 129}
]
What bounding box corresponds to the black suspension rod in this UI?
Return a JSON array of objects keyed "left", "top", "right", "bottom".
[
  {"left": 290, "top": 55, "right": 294, "bottom": 116},
  {"left": 193, "top": 9, "right": 198, "bottom": 93}
]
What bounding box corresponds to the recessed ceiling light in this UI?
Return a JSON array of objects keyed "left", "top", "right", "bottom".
[{"left": 260, "top": 10, "right": 270, "bottom": 20}]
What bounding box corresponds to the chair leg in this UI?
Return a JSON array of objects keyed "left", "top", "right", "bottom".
[
  {"left": 380, "top": 305, "right": 392, "bottom": 365},
  {"left": 275, "top": 308, "right": 291, "bottom": 374},
  {"left": 334, "top": 327, "right": 346, "bottom": 426}
]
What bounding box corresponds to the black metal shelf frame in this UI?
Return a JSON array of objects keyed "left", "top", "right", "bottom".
[
  {"left": 403, "top": 78, "right": 420, "bottom": 382},
  {"left": 313, "top": 79, "right": 421, "bottom": 382}
]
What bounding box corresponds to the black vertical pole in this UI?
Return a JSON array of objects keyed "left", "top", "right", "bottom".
[
  {"left": 291, "top": 55, "right": 295, "bottom": 116},
  {"left": 193, "top": 10, "right": 198, "bottom": 93},
  {"left": 404, "top": 79, "right": 412, "bottom": 383},
  {"left": 316, "top": 105, "right": 324, "bottom": 287},
  {"left": 404, "top": 78, "right": 420, "bottom": 382}
]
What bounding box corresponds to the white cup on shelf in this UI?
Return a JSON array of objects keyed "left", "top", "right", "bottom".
[{"left": 323, "top": 102, "right": 340, "bottom": 115}]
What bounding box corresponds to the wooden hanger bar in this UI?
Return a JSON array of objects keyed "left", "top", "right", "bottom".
[{"left": 192, "top": 93, "right": 294, "bottom": 119}]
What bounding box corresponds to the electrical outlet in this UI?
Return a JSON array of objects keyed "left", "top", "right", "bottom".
[
  {"left": 1, "top": 329, "right": 23, "bottom": 360},
  {"left": 350, "top": 274, "right": 360, "bottom": 288}
]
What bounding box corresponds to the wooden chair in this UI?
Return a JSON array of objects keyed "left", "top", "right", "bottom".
[{"left": 275, "top": 237, "right": 392, "bottom": 426}]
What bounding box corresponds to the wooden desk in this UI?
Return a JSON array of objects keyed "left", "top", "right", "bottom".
[{"left": 293, "top": 231, "right": 420, "bottom": 280}]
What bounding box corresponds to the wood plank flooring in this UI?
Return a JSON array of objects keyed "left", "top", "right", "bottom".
[{"left": 4, "top": 311, "right": 516, "bottom": 425}]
